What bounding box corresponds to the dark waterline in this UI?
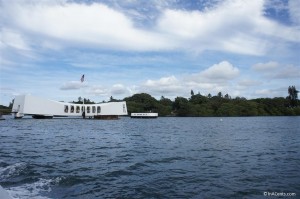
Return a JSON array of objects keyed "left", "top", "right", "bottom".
[{"left": 0, "top": 116, "right": 299, "bottom": 198}]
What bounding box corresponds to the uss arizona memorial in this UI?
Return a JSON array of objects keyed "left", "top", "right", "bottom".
[{"left": 12, "top": 95, "right": 128, "bottom": 119}]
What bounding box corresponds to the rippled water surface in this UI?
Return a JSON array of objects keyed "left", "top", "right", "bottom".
[{"left": 0, "top": 116, "right": 299, "bottom": 198}]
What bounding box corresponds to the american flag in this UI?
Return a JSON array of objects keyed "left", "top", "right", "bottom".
[{"left": 81, "top": 74, "right": 85, "bottom": 82}]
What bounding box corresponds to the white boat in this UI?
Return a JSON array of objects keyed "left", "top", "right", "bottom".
[
  {"left": 130, "top": 112, "right": 158, "bottom": 119},
  {"left": 11, "top": 95, "right": 127, "bottom": 119}
]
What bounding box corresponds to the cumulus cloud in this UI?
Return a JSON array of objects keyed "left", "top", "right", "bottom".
[
  {"left": 86, "top": 84, "right": 128, "bottom": 97},
  {"left": 188, "top": 61, "right": 240, "bottom": 83},
  {"left": 111, "top": 84, "right": 128, "bottom": 95},
  {"left": 60, "top": 81, "right": 87, "bottom": 90},
  {"left": 140, "top": 61, "right": 240, "bottom": 97},
  {"left": 142, "top": 76, "right": 183, "bottom": 94}
]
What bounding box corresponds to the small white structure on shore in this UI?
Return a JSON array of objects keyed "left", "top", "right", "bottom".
[
  {"left": 12, "top": 95, "right": 127, "bottom": 119},
  {"left": 130, "top": 113, "right": 158, "bottom": 119}
]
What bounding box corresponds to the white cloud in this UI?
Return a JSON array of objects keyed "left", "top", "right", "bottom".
[
  {"left": 289, "top": 0, "right": 300, "bottom": 25},
  {"left": 127, "top": 85, "right": 139, "bottom": 96},
  {"left": 273, "top": 65, "right": 300, "bottom": 79},
  {"left": 252, "top": 61, "right": 279, "bottom": 71},
  {"left": 156, "top": 0, "right": 300, "bottom": 55},
  {"left": 252, "top": 62, "right": 300, "bottom": 79},
  {"left": 188, "top": 61, "right": 240, "bottom": 83},
  {"left": 254, "top": 88, "right": 282, "bottom": 98},
  {"left": 140, "top": 61, "right": 240, "bottom": 97},
  {"left": 142, "top": 76, "right": 183, "bottom": 94},
  {"left": 0, "top": 29, "right": 31, "bottom": 51},
  {"left": 2, "top": 1, "right": 172, "bottom": 51},
  {"left": 40, "top": 41, "right": 62, "bottom": 51},
  {"left": 111, "top": 84, "right": 128, "bottom": 95},
  {"left": 87, "top": 86, "right": 109, "bottom": 96},
  {"left": 2, "top": 0, "right": 299, "bottom": 55},
  {"left": 255, "top": 89, "right": 272, "bottom": 95},
  {"left": 86, "top": 84, "right": 128, "bottom": 97},
  {"left": 238, "top": 79, "right": 262, "bottom": 87},
  {"left": 60, "top": 81, "right": 87, "bottom": 90},
  {"left": 0, "top": 28, "right": 39, "bottom": 63}
]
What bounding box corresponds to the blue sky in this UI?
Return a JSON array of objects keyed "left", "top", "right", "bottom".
[{"left": 0, "top": 0, "right": 299, "bottom": 105}]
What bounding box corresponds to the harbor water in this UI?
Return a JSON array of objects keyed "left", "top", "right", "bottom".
[{"left": 0, "top": 116, "right": 299, "bottom": 198}]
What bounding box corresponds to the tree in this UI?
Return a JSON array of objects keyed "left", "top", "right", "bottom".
[
  {"left": 217, "top": 92, "right": 223, "bottom": 98},
  {"left": 160, "top": 96, "right": 172, "bottom": 107},
  {"left": 224, "top": 93, "right": 231, "bottom": 99},
  {"left": 191, "top": 89, "right": 194, "bottom": 96},
  {"left": 288, "top": 86, "right": 299, "bottom": 107},
  {"left": 83, "top": 98, "right": 94, "bottom": 104},
  {"left": 158, "top": 96, "right": 173, "bottom": 116},
  {"left": 124, "top": 93, "right": 159, "bottom": 112},
  {"left": 173, "top": 97, "right": 188, "bottom": 110},
  {"left": 174, "top": 97, "right": 192, "bottom": 116},
  {"left": 9, "top": 99, "right": 14, "bottom": 108},
  {"left": 189, "top": 93, "right": 208, "bottom": 104}
]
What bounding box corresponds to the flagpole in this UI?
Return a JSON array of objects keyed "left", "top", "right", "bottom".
[
  {"left": 81, "top": 74, "right": 85, "bottom": 105},
  {"left": 81, "top": 74, "right": 85, "bottom": 118}
]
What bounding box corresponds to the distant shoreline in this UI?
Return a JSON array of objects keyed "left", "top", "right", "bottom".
[{"left": 1, "top": 91, "right": 300, "bottom": 117}]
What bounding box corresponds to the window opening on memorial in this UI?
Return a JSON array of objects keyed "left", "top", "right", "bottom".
[
  {"left": 64, "top": 105, "right": 68, "bottom": 113},
  {"left": 70, "top": 105, "right": 74, "bottom": 113}
]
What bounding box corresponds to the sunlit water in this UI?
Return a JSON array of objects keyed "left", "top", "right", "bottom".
[{"left": 0, "top": 116, "right": 299, "bottom": 198}]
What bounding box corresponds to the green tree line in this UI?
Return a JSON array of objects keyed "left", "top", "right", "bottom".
[{"left": 123, "top": 87, "right": 300, "bottom": 116}]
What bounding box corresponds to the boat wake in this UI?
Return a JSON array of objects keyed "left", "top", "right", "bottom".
[
  {"left": 6, "top": 178, "right": 61, "bottom": 199},
  {"left": 0, "top": 162, "right": 61, "bottom": 199},
  {"left": 0, "top": 162, "right": 28, "bottom": 181}
]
